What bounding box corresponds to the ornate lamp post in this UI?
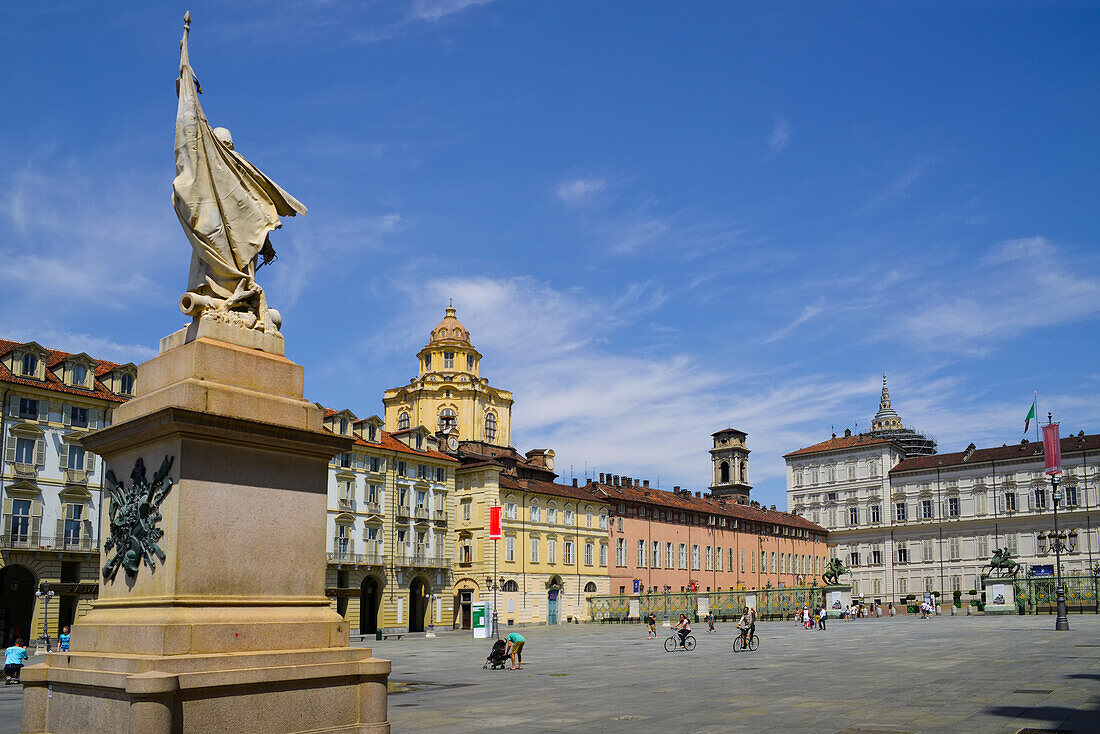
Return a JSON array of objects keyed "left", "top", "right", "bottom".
[
  {"left": 1043, "top": 417, "right": 1069, "bottom": 631},
  {"left": 484, "top": 576, "right": 506, "bottom": 638},
  {"left": 35, "top": 582, "right": 55, "bottom": 653}
]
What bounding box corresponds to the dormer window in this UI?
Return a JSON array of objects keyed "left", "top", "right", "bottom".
[
  {"left": 72, "top": 364, "right": 87, "bottom": 387},
  {"left": 367, "top": 424, "right": 377, "bottom": 442},
  {"left": 339, "top": 417, "right": 348, "bottom": 434},
  {"left": 120, "top": 373, "right": 135, "bottom": 395},
  {"left": 415, "top": 433, "right": 423, "bottom": 450},
  {"left": 21, "top": 353, "right": 38, "bottom": 377}
]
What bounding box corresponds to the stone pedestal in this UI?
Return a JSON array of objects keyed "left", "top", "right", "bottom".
[
  {"left": 982, "top": 577, "right": 1017, "bottom": 616},
  {"left": 20, "top": 337, "right": 390, "bottom": 734},
  {"left": 822, "top": 585, "right": 852, "bottom": 618}
]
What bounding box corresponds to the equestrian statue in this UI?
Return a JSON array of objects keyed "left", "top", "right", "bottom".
[
  {"left": 981, "top": 548, "right": 1021, "bottom": 578},
  {"left": 822, "top": 557, "right": 849, "bottom": 586}
]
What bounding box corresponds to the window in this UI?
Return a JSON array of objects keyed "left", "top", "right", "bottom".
[
  {"left": 506, "top": 536, "right": 515, "bottom": 562},
  {"left": 598, "top": 511, "right": 608, "bottom": 530},
  {"left": 921, "top": 539, "right": 934, "bottom": 563},
  {"left": 531, "top": 537, "right": 541, "bottom": 563},
  {"left": 1005, "top": 533, "right": 1018, "bottom": 554},
  {"left": 119, "top": 373, "right": 134, "bottom": 395},
  {"left": 848, "top": 507, "right": 859, "bottom": 526},
  {"left": 71, "top": 364, "right": 87, "bottom": 387},
  {"left": 847, "top": 464, "right": 856, "bottom": 480},
  {"left": 502, "top": 580, "right": 519, "bottom": 592},
  {"left": 869, "top": 460, "right": 878, "bottom": 477},
  {"left": 770, "top": 552, "right": 776, "bottom": 573},
  {"left": 809, "top": 469, "right": 819, "bottom": 484},
  {"left": 652, "top": 541, "right": 661, "bottom": 568},
  {"left": 548, "top": 538, "right": 556, "bottom": 563},
  {"left": 64, "top": 503, "right": 84, "bottom": 546},
  {"left": 616, "top": 538, "right": 626, "bottom": 566},
  {"left": 21, "top": 353, "right": 37, "bottom": 376},
  {"left": 849, "top": 552, "right": 860, "bottom": 567},
  {"left": 438, "top": 408, "right": 456, "bottom": 433},
  {"left": 976, "top": 534, "right": 988, "bottom": 559},
  {"left": 396, "top": 461, "right": 407, "bottom": 477},
  {"left": 467, "top": 354, "right": 475, "bottom": 371},
  {"left": 366, "top": 484, "right": 379, "bottom": 505},
  {"left": 434, "top": 467, "right": 445, "bottom": 482},
  {"left": 870, "top": 504, "right": 881, "bottom": 523},
  {"left": 339, "top": 452, "right": 351, "bottom": 468},
  {"left": 337, "top": 479, "right": 354, "bottom": 507},
  {"left": 826, "top": 465, "right": 836, "bottom": 483},
  {"left": 599, "top": 543, "right": 608, "bottom": 566},
  {"left": 564, "top": 509, "right": 574, "bottom": 525},
  {"left": 1004, "top": 492, "right": 1017, "bottom": 512},
  {"left": 529, "top": 504, "right": 541, "bottom": 523},
  {"left": 563, "top": 540, "right": 574, "bottom": 564},
  {"left": 924, "top": 577, "right": 934, "bottom": 593},
  {"left": 897, "top": 578, "right": 907, "bottom": 594},
  {"left": 585, "top": 542, "right": 593, "bottom": 565},
  {"left": 751, "top": 550, "right": 756, "bottom": 572},
  {"left": 716, "top": 546, "right": 723, "bottom": 571},
  {"left": 334, "top": 523, "right": 352, "bottom": 555},
  {"left": 948, "top": 537, "right": 960, "bottom": 560},
  {"left": 871, "top": 548, "right": 882, "bottom": 565},
  {"left": 423, "top": 354, "right": 432, "bottom": 371},
  {"left": 1033, "top": 487, "right": 1047, "bottom": 510},
  {"left": 69, "top": 406, "right": 88, "bottom": 428},
  {"left": 17, "top": 398, "right": 38, "bottom": 420},
  {"left": 444, "top": 351, "right": 455, "bottom": 369},
  {"left": 678, "top": 543, "right": 687, "bottom": 569},
  {"left": 616, "top": 517, "right": 623, "bottom": 532},
  {"left": 974, "top": 493, "right": 987, "bottom": 515},
  {"left": 15, "top": 437, "right": 35, "bottom": 465},
  {"left": 828, "top": 507, "right": 837, "bottom": 527},
  {"left": 1065, "top": 484, "right": 1078, "bottom": 506},
  {"left": 547, "top": 507, "right": 558, "bottom": 525},
  {"left": 665, "top": 542, "right": 674, "bottom": 568},
  {"left": 947, "top": 497, "right": 960, "bottom": 517},
  {"left": 416, "top": 434, "right": 423, "bottom": 450},
  {"left": 793, "top": 470, "right": 802, "bottom": 487},
  {"left": 636, "top": 540, "right": 646, "bottom": 567},
  {"left": 895, "top": 502, "right": 907, "bottom": 522},
  {"left": 459, "top": 538, "right": 472, "bottom": 563},
  {"left": 894, "top": 544, "right": 908, "bottom": 564},
  {"left": 705, "top": 546, "right": 713, "bottom": 571},
  {"left": 485, "top": 412, "right": 497, "bottom": 442},
  {"left": 740, "top": 548, "right": 746, "bottom": 573},
  {"left": 461, "top": 499, "right": 471, "bottom": 521},
  {"left": 584, "top": 581, "right": 597, "bottom": 593},
  {"left": 398, "top": 412, "right": 410, "bottom": 431},
  {"left": 339, "top": 417, "right": 348, "bottom": 435},
  {"left": 692, "top": 545, "right": 700, "bottom": 570},
  {"left": 505, "top": 501, "right": 518, "bottom": 520},
  {"left": 921, "top": 499, "right": 933, "bottom": 519},
  {"left": 369, "top": 456, "right": 381, "bottom": 472},
  {"left": 585, "top": 507, "right": 593, "bottom": 528},
  {"left": 10, "top": 499, "right": 31, "bottom": 542}
]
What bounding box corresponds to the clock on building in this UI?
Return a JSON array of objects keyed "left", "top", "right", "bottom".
[{"left": 447, "top": 436, "right": 458, "bottom": 451}]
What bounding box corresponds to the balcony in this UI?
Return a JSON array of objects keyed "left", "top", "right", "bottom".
[
  {"left": 12, "top": 463, "right": 37, "bottom": 479},
  {"left": 400, "top": 552, "right": 450, "bottom": 568},
  {"left": 337, "top": 498, "right": 355, "bottom": 512},
  {"left": 0, "top": 533, "right": 97, "bottom": 552},
  {"left": 413, "top": 506, "right": 430, "bottom": 520},
  {"left": 396, "top": 504, "right": 412, "bottom": 519},
  {"left": 362, "top": 501, "right": 382, "bottom": 515},
  {"left": 64, "top": 469, "right": 89, "bottom": 485},
  {"left": 433, "top": 509, "right": 447, "bottom": 523},
  {"left": 327, "top": 548, "right": 384, "bottom": 566}
]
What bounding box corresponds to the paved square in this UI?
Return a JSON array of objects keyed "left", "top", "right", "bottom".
[{"left": 1, "top": 615, "right": 1097, "bottom": 733}]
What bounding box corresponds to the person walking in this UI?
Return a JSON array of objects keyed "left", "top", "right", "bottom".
[
  {"left": 504, "top": 631, "right": 525, "bottom": 670},
  {"left": 706, "top": 611, "right": 716, "bottom": 634},
  {"left": 58, "top": 627, "right": 71, "bottom": 652},
  {"left": 4, "top": 639, "right": 28, "bottom": 685},
  {"left": 646, "top": 612, "right": 657, "bottom": 639},
  {"left": 818, "top": 605, "right": 827, "bottom": 631}
]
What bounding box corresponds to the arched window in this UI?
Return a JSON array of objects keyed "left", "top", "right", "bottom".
[
  {"left": 584, "top": 581, "right": 597, "bottom": 593},
  {"left": 739, "top": 461, "right": 747, "bottom": 482},
  {"left": 120, "top": 373, "right": 134, "bottom": 395},
  {"left": 502, "top": 580, "right": 519, "bottom": 592},
  {"left": 21, "top": 353, "right": 37, "bottom": 376},
  {"left": 438, "top": 408, "right": 457, "bottom": 433},
  {"left": 72, "top": 364, "right": 87, "bottom": 387},
  {"left": 719, "top": 461, "right": 730, "bottom": 483},
  {"left": 398, "top": 412, "right": 410, "bottom": 431},
  {"left": 485, "top": 411, "right": 497, "bottom": 442}
]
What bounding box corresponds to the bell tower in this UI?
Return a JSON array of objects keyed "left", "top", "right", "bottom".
[{"left": 708, "top": 428, "right": 751, "bottom": 502}]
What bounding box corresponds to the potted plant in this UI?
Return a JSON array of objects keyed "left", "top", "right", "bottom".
[
  {"left": 905, "top": 594, "right": 917, "bottom": 614},
  {"left": 952, "top": 590, "right": 962, "bottom": 608}
]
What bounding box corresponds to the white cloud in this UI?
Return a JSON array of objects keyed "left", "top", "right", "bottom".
[
  {"left": 769, "top": 117, "right": 791, "bottom": 153},
  {"left": 869, "top": 156, "right": 933, "bottom": 207},
  {"left": 411, "top": 0, "right": 497, "bottom": 22},
  {"left": 0, "top": 326, "right": 156, "bottom": 364},
  {"left": 765, "top": 299, "right": 825, "bottom": 343},
  {"left": 555, "top": 177, "right": 606, "bottom": 205}
]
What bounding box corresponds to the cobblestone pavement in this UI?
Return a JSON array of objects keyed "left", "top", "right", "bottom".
[{"left": 1, "top": 614, "right": 1097, "bottom": 733}]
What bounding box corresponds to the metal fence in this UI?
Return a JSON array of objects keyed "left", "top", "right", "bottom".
[
  {"left": 589, "top": 585, "right": 826, "bottom": 623},
  {"left": 1015, "top": 573, "right": 1099, "bottom": 615}
]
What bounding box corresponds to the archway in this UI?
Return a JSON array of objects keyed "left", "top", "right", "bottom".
[
  {"left": 0, "top": 565, "right": 36, "bottom": 645},
  {"left": 408, "top": 577, "right": 428, "bottom": 633},
  {"left": 720, "top": 461, "right": 730, "bottom": 483},
  {"left": 360, "top": 576, "right": 380, "bottom": 635}
]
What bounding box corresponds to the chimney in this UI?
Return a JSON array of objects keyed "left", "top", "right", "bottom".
[
  {"left": 613, "top": 475, "right": 620, "bottom": 486},
  {"left": 599, "top": 473, "right": 605, "bottom": 483},
  {"left": 673, "top": 485, "right": 681, "bottom": 494},
  {"left": 844, "top": 428, "right": 851, "bottom": 437},
  {"left": 643, "top": 480, "right": 649, "bottom": 488},
  {"left": 695, "top": 491, "right": 701, "bottom": 498},
  {"left": 771, "top": 505, "right": 776, "bottom": 510},
  {"left": 572, "top": 478, "right": 578, "bottom": 487}
]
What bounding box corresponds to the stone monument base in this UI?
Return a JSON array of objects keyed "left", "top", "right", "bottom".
[
  {"left": 21, "top": 648, "right": 388, "bottom": 734},
  {"left": 982, "top": 576, "right": 1017, "bottom": 615},
  {"left": 822, "top": 585, "right": 852, "bottom": 618}
]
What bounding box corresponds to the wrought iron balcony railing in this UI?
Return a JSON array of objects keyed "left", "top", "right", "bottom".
[{"left": 0, "top": 534, "right": 97, "bottom": 552}]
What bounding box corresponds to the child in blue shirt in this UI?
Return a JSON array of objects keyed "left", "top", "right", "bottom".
[
  {"left": 58, "top": 627, "right": 71, "bottom": 652},
  {"left": 5, "top": 639, "right": 28, "bottom": 684}
]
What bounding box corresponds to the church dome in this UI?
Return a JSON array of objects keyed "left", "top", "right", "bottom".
[{"left": 428, "top": 307, "right": 471, "bottom": 345}]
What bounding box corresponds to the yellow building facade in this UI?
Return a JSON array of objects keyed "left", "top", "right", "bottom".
[
  {"left": 452, "top": 466, "right": 610, "bottom": 629},
  {"left": 382, "top": 307, "right": 513, "bottom": 446}
]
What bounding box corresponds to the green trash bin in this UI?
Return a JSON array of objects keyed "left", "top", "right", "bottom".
[{"left": 375, "top": 629, "right": 382, "bottom": 641}]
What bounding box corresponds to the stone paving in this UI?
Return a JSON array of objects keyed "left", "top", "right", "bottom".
[{"left": 1, "top": 614, "right": 1097, "bottom": 733}]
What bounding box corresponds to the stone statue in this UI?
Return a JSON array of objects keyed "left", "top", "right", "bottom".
[
  {"left": 173, "top": 11, "right": 306, "bottom": 334},
  {"left": 982, "top": 548, "right": 1021, "bottom": 578},
  {"left": 821, "top": 558, "right": 849, "bottom": 586}
]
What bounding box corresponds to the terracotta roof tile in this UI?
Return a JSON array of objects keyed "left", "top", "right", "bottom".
[
  {"left": 0, "top": 337, "right": 131, "bottom": 404},
  {"left": 784, "top": 434, "right": 899, "bottom": 459},
  {"left": 891, "top": 433, "right": 1100, "bottom": 474},
  {"left": 498, "top": 476, "right": 607, "bottom": 504}
]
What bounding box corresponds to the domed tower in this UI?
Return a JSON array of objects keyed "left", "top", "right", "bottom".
[
  {"left": 867, "top": 374, "right": 937, "bottom": 457},
  {"left": 871, "top": 375, "right": 903, "bottom": 432},
  {"left": 383, "top": 307, "right": 514, "bottom": 447}
]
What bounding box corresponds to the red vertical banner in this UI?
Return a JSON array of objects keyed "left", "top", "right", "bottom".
[
  {"left": 489, "top": 506, "right": 502, "bottom": 539},
  {"left": 1042, "top": 422, "right": 1062, "bottom": 475}
]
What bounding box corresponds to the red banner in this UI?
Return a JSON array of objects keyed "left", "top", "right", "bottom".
[
  {"left": 489, "top": 506, "right": 502, "bottom": 539},
  {"left": 1042, "top": 422, "right": 1062, "bottom": 475}
]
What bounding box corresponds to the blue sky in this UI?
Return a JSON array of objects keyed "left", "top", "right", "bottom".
[{"left": 3, "top": 1, "right": 1099, "bottom": 508}]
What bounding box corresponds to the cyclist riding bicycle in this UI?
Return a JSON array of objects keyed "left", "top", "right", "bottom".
[
  {"left": 735, "top": 606, "right": 755, "bottom": 644},
  {"left": 671, "top": 613, "right": 692, "bottom": 647}
]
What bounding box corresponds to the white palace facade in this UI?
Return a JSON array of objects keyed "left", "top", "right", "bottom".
[{"left": 786, "top": 381, "right": 1100, "bottom": 603}]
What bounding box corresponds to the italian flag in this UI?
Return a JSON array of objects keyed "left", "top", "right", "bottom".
[{"left": 1024, "top": 397, "right": 1036, "bottom": 433}]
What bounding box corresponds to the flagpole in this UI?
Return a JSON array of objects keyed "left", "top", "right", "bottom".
[{"left": 1035, "top": 391, "right": 1040, "bottom": 444}]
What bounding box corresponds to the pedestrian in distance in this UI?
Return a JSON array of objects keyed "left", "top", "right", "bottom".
[
  {"left": 646, "top": 612, "right": 657, "bottom": 639},
  {"left": 4, "top": 639, "right": 28, "bottom": 685},
  {"left": 706, "top": 611, "right": 716, "bottom": 634},
  {"left": 58, "top": 627, "right": 71, "bottom": 653},
  {"left": 504, "top": 631, "right": 525, "bottom": 670},
  {"left": 818, "top": 605, "right": 827, "bottom": 631}
]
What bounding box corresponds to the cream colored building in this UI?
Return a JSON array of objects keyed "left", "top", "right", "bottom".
[
  {"left": 321, "top": 409, "right": 458, "bottom": 635},
  {"left": 383, "top": 307, "right": 513, "bottom": 446},
  {"left": 0, "top": 338, "right": 137, "bottom": 646}
]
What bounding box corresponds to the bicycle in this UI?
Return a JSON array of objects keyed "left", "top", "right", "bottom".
[
  {"left": 664, "top": 630, "right": 696, "bottom": 652},
  {"left": 732, "top": 630, "right": 759, "bottom": 652}
]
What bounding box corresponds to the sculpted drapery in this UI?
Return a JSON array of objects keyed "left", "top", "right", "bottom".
[{"left": 172, "top": 12, "right": 305, "bottom": 333}]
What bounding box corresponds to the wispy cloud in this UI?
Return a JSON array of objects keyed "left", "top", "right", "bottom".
[
  {"left": 555, "top": 177, "right": 606, "bottom": 205},
  {"left": 769, "top": 116, "right": 791, "bottom": 153},
  {"left": 765, "top": 299, "right": 825, "bottom": 343},
  {"left": 869, "top": 156, "right": 934, "bottom": 208},
  {"left": 411, "top": 0, "right": 497, "bottom": 22}
]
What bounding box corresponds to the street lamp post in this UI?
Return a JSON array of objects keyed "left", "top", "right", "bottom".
[
  {"left": 1045, "top": 473, "right": 1076, "bottom": 631},
  {"left": 484, "top": 575, "right": 505, "bottom": 639},
  {"left": 35, "top": 582, "right": 55, "bottom": 653}
]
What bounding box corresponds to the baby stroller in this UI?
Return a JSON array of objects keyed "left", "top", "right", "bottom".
[{"left": 484, "top": 638, "right": 508, "bottom": 670}]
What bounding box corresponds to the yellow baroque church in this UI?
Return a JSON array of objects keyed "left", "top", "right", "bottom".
[{"left": 383, "top": 307, "right": 513, "bottom": 446}]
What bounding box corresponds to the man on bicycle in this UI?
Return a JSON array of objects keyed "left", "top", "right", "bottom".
[
  {"left": 671, "top": 613, "right": 692, "bottom": 647},
  {"left": 735, "top": 606, "right": 755, "bottom": 645}
]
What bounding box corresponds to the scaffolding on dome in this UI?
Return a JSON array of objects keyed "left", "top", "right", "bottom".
[{"left": 868, "top": 425, "right": 937, "bottom": 457}]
